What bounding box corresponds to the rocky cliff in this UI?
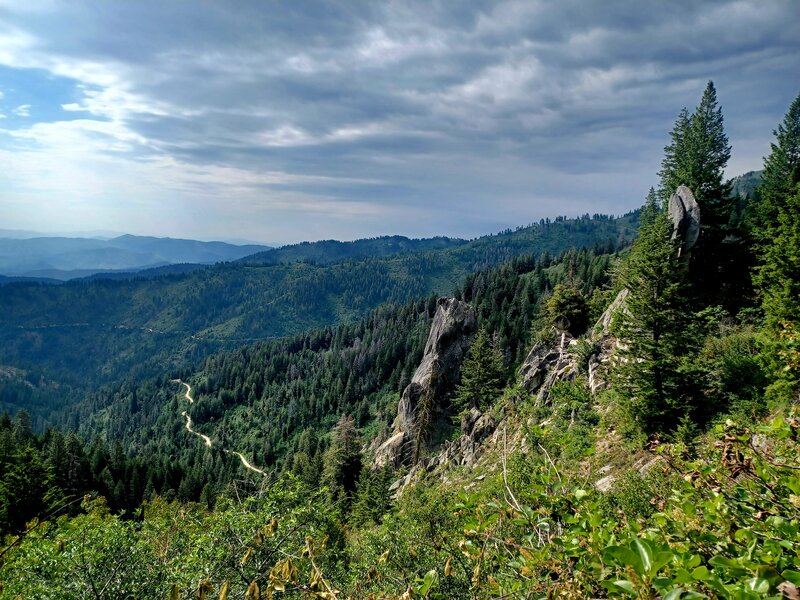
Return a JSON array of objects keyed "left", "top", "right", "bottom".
[{"left": 373, "top": 297, "right": 477, "bottom": 468}]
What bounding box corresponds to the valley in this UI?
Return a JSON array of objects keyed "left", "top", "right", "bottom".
[{"left": 1, "top": 4, "right": 798, "bottom": 597}]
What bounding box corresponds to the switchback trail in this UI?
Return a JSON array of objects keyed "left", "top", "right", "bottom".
[{"left": 171, "top": 379, "right": 266, "bottom": 476}]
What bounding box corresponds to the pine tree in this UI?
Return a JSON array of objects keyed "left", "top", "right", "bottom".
[
  {"left": 658, "top": 108, "right": 692, "bottom": 200},
  {"left": 321, "top": 414, "right": 362, "bottom": 500},
  {"left": 750, "top": 93, "right": 800, "bottom": 401},
  {"left": 543, "top": 284, "right": 590, "bottom": 337},
  {"left": 658, "top": 81, "right": 735, "bottom": 304},
  {"left": 612, "top": 191, "right": 693, "bottom": 433},
  {"left": 0, "top": 447, "right": 62, "bottom": 534},
  {"left": 660, "top": 82, "right": 732, "bottom": 221},
  {"left": 454, "top": 328, "right": 505, "bottom": 413},
  {"left": 750, "top": 91, "right": 800, "bottom": 245},
  {"left": 753, "top": 184, "right": 800, "bottom": 401}
]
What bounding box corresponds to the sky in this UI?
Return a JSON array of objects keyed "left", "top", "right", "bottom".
[{"left": 0, "top": 1, "right": 798, "bottom": 245}]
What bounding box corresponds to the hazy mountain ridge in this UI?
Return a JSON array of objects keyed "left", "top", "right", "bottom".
[
  {"left": 239, "top": 235, "right": 466, "bottom": 266},
  {"left": 0, "top": 234, "right": 271, "bottom": 280}
]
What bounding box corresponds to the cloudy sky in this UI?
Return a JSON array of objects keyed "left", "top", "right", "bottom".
[{"left": 0, "top": 1, "right": 798, "bottom": 244}]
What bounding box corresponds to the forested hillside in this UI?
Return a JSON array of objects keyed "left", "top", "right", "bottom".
[
  {"left": 0, "top": 215, "right": 634, "bottom": 427},
  {"left": 1, "top": 85, "right": 799, "bottom": 599}
]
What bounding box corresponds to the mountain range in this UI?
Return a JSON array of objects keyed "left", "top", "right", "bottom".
[{"left": 0, "top": 234, "right": 272, "bottom": 280}]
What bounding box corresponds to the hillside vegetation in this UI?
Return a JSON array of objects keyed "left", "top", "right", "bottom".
[
  {"left": 1, "top": 84, "right": 799, "bottom": 598},
  {"left": 0, "top": 216, "right": 634, "bottom": 427}
]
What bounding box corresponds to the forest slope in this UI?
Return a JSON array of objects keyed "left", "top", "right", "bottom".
[{"left": 0, "top": 215, "right": 635, "bottom": 427}]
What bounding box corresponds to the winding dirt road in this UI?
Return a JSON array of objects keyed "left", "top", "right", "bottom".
[
  {"left": 171, "top": 379, "right": 266, "bottom": 476},
  {"left": 180, "top": 409, "right": 212, "bottom": 448},
  {"left": 226, "top": 450, "right": 267, "bottom": 476}
]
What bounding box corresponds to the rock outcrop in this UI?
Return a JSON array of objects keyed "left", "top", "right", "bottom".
[
  {"left": 520, "top": 331, "right": 578, "bottom": 405},
  {"left": 373, "top": 298, "right": 477, "bottom": 468},
  {"left": 668, "top": 185, "right": 701, "bottom": 258},
  {"left": 588, "top": 288, "right": 629, "bottom": 394},
  {"left": 415, "top": 407, "right": 498, "bottom": 474}
]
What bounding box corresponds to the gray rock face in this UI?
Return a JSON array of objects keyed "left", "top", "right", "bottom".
[
  {"left": 588, "top": 288, "right": 630, "bottom": 394},
  {"left": 422, "top": 407, "right": 497, "bottom": 475},
  {"left": 520, "top": 331, "right": 577, "bottom": 405},
  {"left": 374, "top": 297, "right": 477, "bottom": 468},
  {"left": 668, "top": 185, "right": 701, "bottom": 258}
]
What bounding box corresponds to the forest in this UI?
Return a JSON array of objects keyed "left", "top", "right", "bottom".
[
  {"left": 0, "top": 214, "right": 634, "bottom": 430},
  {"left": 0, "top": 83, "right": 798, "bottom": 598}
]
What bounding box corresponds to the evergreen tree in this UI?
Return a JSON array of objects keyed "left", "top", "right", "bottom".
[
  {"left": 658, "top": 108, "right": 692, "bottom": 200},
  {"left": 351, "top": 465, "right": 393, "bottom": 526},
  {"left": 0, "top": 447, "right": 62, "bottom": 534},
  {"left": 321, "top": 415, "right": 362, "bottom": 501},
  {"left": 660, "top": 82, "right": 732, "bottom": 223},
  {"left": 612, "top": 192, "right": 693, "bottom": 433},
  {"left": 750, "top": 91, "right": 800, "bottom": 245},
  {"left": 658, "top": 81, "right": 735, "bottom": 304},
  {"left": 454, "top": 328, "right": 505, "bottom": 413},
  {"left": 753, "top": 184, "right": 800, "bottom": 401},
  {"left": 543, "top": 284, "right": 590, "bottom": 337}
]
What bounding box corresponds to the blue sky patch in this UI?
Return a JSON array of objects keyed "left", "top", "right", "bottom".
[{"left": 0, "top": 65, "right": 105, "bottom": 129}]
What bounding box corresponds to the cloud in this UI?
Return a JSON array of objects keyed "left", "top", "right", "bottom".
[
  {"left": 12, "top": 104, "right": 30, "bottom": 117},
  {"left": 0, "top": 1, "right": 798, "bottom": 243}
]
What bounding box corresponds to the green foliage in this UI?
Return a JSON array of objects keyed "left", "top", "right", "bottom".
[
  {"left": 754, "top": 185, "right": 800, "bottom": 401},
  {"left": 748, "top": 91, "right": 800, "bottom": 247},
  {"left": 0, "top": 478, "right": 344, "bottom": 599},
  {"left": 347, "top": 480, "right": 470, "bottom": 598},
  {"left": 543, "top": 283, "right": 590, "bottom": 336},
  {"left": 601, "top": 468, "right": 674, "bottom": 522},
  {"left": 696, "top": 324, "right": 768, "bottom": 419},
  {"left": 612, "top": 193, "right": 693, "bottom": 434},
  {"left": 543, "top": 379, "right": 599, "bottom": 462},
  {"left": 447, "top": 412, "right": 800, "bottom": 598},
  {"left": 0, "top": 213, "right": 636, "bottom": 429},
  {"left": 453, "top": 328, "right": 505, "bottom": 413}
]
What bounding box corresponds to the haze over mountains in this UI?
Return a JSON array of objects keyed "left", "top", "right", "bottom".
[{"left": 0, "top": 234, "right": 271, "bottom": 281}]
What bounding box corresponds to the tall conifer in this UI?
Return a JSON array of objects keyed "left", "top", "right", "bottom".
[
  {"left": 454, "top": 328, "right": 505, "bottom": 413},
  {"left": 612, "top": 189, "right": 692, "bottom": 433},
  {"left": 658, "top": 81, "right": 735, "bottom": 304},
  {"left": 750, "top": 91, "right": 800, "bottom": 244}
]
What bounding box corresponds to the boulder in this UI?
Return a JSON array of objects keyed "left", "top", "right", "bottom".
[
  {"left": 520, "top": 340, "right": 563, "bottom": 392},
  {"left": 374, "top": 297, "right": 477, "bottom": 468},
  {"left": 595, "top": 474, "right": 616, "bottom": 492},
  {"left": 668, "top": 185, "right": 701, "bottom": 258}
]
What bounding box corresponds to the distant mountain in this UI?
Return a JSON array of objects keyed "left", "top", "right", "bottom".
[
  {"left": 0, "top": 228, "right": 124, "bottom": 239},
  {"left": 0, "top": 274, "right": 61, "bottom": 286},
  {"left": 730, "top": 170, "right": 763, "bottom": 199},
  {"left": 0, "top": 234, "right": 271, "bottom": 280},
  {"left": 75, "top": 263, "right": 209, "bottom": 282},
  {"left": 0, "top": 213, "right": 637, "bottom": 399},
  {"left": 240, "top": 235, "right": 467, "bottom": 265}
]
